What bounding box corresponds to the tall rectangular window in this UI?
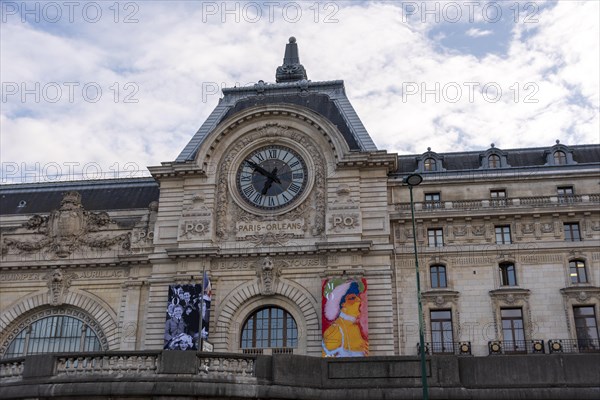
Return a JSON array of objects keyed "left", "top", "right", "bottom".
[
  {"left": 430, "top": 310, "right": 454, "bottom": 353},
  {"left": 499, "top": 263, "right": 517, "bottom": 286},
  {"left": 430, "top": 265, "right": 447, "bottom": 288},
  {"left": 428, "top": 228, "right": 444, "bottom": 247},
  {"left": 501, "top": 308, "right": 525, "bottom": 353},
  {"left": 573, "top": 306, "right": 599, "bottom": 351},
  {"left": 425, "top": 193, "right": 441, "bottom": 209},
  {"left": 564, "top": 223, "right": 581, "bottom": 241},
  {"left": 495, "top": 225, "right": 512, "bottom": 244},
  {"left": 569, "top": 260, "right": 588, "bottom": 284},
  {"left": 490, "top": 189, "right": 507, "bottom": 206}
]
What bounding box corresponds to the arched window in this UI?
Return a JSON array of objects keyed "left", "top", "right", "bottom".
[
  {"left": 430, "top": 265, "right": 447, "bottom": 288},
  {"left": 488, "top": 154, "right": 501, "bottom": 168},
  {"left": 424, "top": 158, "right": 436, "bottom": 171},
  {"left": 241, "top": 307, "right": 298, "bottom": 352},
  {"left": 554, "top": 150, "right": 567, "bottom": 165},
  {"left": 569, "top": 260, "right": 588, "bottom": 284},
  {"left": 499, "top": 263, "right": 517, "bottom": 286},
  {"left": 4, "top": 315, "right": 101, "bottom": 358}
]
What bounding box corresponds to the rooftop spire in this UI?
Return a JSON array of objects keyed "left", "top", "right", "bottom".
[{"left": 276, "top": 37, "right": 308, "bottom": 83}]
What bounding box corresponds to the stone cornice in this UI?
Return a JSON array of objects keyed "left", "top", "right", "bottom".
[{"left": 148, "top": 162, "right": 206, "bottom": 179}]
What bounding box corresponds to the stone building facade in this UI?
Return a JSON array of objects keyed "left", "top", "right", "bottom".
[{"left": 1, "top": 38, "right": 599, "bottom": 368}]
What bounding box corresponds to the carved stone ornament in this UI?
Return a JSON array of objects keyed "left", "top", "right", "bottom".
[
  {"left": 521, "top": 223, "right": 535, "bottom": 234},
  {"left": 215, "top": 123, "right": 326, "bottom": 241},
  {"left": 130, "top": 201, "right": 158, "bottom": 251},
  {"left": 256, "top": 256, "right": 281, "bottom": 296},
  {"left": 421, "top": 290, "right": 460, "bottom": 307},
  {"left": 489, "top": 288, "right": 530, "bottom": 307},
  {"left": 454, "top": 226, "right": 467, "bottom": 236},
  {"left": 178, "top": 194, "right": 212, "bottom": 240},
  {"left": 560, "top": 286, "right": 600, "bottom": 303},
  {"left": 471, "top": 225, "right": 485, "bottom": 236},
  {"left": 541, "top": 223, "right": 554, "bottom": 233},
  {"left": 2, "top": 191, "right": 130, "bottom": 258},
  {"left": 44, "top": 268, "right": 78, "bottom": 306}
]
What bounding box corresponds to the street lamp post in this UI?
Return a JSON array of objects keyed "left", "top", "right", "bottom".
[{"left": 403, "top": 173, "right": 429, "bottom": 400}]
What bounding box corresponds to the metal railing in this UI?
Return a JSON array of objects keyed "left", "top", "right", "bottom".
[
  {"left": 417, "top": 341, "right": 472, "bottom": 355},
  {"left": 548, "top": 339, "right": 600, "bottom": 354},
  {"left": 241, "top": 347, "right": 294, "bottom": 355},
  {"left": 488, "top": 340, "right": 545, "bottom": 355}
]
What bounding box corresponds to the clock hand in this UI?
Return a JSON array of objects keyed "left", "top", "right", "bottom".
[
  {"left": 260, "top": 167, "right": 279, "bottom": 195},
  {"left": 245, "top": 160, "right": 281, "bottom": 184}
]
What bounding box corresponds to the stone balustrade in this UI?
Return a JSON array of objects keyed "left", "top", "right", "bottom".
[
  {"left": 394, "top": 194, "right": 598, "bottom": 213},
  {"left": 1, "top": 351, "right": 599, "bottom": 399},
  {"left": 56, "top": 353, "right": 158, "bottom": 376}
]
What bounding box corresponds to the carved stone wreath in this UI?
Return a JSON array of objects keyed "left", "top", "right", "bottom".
[{"left": 215, "top": 123, "right": 326, "bottom": 240}]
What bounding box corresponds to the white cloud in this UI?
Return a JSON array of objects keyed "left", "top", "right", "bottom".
[
  {"left": 465, "top": 28, "right": 493, "bottom": 37},
  {"left": 1, "top": 0, "right": 598, "bottom": 183}
]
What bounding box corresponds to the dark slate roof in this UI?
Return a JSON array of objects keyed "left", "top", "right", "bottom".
[
  {"left": 396, "top": 144, "right": 600, "bottom": 174},
  {"left": 0, "top": 178, "right": 159, "bottom": 216},
  {"left": 175, "top": 80, "right": 378, "bottom": 163},
  {"left": 176, "top": 38, "right": 377, "bottom": 163}
]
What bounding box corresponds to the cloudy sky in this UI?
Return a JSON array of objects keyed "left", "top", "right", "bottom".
[{"left": 1, "top": 0, "right": 598, "bottom": 183}]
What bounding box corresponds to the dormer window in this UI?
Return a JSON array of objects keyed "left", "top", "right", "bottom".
[
  {"left": 488, "top": 154, "right": 500, "bottom": 168},
  {"left": 416, "top": 148, "right": 445, "bottom": 173},
  {"left": 424, "top": 158, "right": 436, "bottom": 171},
  {"left": 480, "top": 144, "right": 510, "bottom": 169},
  {"left": 553, "top": 150, "right": 567, "bottom": 165},
  {"left": 545, "top": 140, "right": 576, "bottom": 166}
]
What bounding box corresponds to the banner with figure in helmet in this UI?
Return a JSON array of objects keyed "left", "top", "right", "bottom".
[
  {"left": 322, "top": 277, "right": 368, "bottom": 357},
  {"left": 163, "top": 273, "right": 211, "bottom": 351}
]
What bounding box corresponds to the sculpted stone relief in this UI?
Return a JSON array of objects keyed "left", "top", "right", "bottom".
[
  {"left": 256, "top": 256, "right": 281, "bottom": 296},
  {"left": 178, "top": 194, "right": 212, "bottom": 241},
  {"left": 1, "top": 191, "right": 136, "bottom": 259},
  {"left": 45, "top": 268, "right": 77, "bottom": 306},
  {"left": 130, "top": 201, "right": 158, "bottom": 252},
  {"left": 327, "top": 185, "right": 361, "bottom": 234},
  {"left": 215, "top": 123, "right": 326, "bottom": 244}
]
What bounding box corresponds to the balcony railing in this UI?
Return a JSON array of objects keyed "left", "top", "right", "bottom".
[
  {"left": 417, "top": 341, "right": 472, "bottom": 355},
  {"left": 488, "top": 340, "right": 545, "bottom": 355},
  {"left": 241, "top": 347, "right": 294, "bottom": 355},
  {"left": 548, "top": 339, "right": 600, "bottom": 354},
  {"left": 394, "top": 194, "right": 598, "bottom": 213}
]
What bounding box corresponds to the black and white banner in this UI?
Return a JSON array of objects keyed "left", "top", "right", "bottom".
[{"left": 163, "top": 275, "right": 211, "bottom": 350}]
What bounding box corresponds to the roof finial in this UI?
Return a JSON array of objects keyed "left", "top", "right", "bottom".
[
  {"left": 490, "top": 143, "right": 495, "bottom": 148},
  {"left": 556, "top": 139, "right": 560, "bottom": 144},
  {"left": 276, "top": 37, "right": 308, "bottom": 83},
  {"left": 427, "top": 147, "right": 431, "bottom": 152}
]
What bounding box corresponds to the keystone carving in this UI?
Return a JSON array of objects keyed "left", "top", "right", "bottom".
[
  {"left": 256, "top": 256, "right": 281, "bottom": 296},
  {"left": 45, "top": 268, "right": 78, "bottom": 306}
]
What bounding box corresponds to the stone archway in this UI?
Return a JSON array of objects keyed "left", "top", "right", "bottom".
[
  {"left": 214, "top": 277, "right": 320, "bottom": 355},
  {"left": 0, "top": 289, "right": 118, "bottom": 356}
]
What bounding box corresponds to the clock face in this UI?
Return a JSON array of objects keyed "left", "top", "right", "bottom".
[{"left": 236, "top": 145, "right": 308, "bottom": 210}]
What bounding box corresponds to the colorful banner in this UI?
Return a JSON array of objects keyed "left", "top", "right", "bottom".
[
  {"left": 163, "top": 275, "right": 211, "bottom": 351},
  {"left": 322, "top": 277, "right": 368, "bottom": 357}
]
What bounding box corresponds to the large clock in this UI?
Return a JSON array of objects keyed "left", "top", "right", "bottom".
[{"left": 236, "top": 145, "right": 308, "bottom": 211}]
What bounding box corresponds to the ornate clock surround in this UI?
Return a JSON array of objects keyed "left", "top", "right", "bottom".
[
  {"left": 215, "top": 123, "right": 327, "bottom": 240},
  {"left": 228, "top": 136, "right": 316, "bottom": 217}
]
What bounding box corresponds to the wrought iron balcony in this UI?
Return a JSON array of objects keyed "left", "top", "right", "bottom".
[
  {"left": 548, "top": 339, "right": 600, "bottom": 354},
  {"left": 417, "top": 341, "right": 472, "bottom": 355},
  {"left": 488, "top": 340, "right": 545, "bottom": 355}
]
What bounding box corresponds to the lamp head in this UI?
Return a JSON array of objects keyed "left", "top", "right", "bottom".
[{"left": 403, "top": 174, "right": 423, "bottom": 187}]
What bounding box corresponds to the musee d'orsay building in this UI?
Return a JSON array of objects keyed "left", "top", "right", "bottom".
[{"left": 1, "top": 38, "right": 599, "bottom": 399}]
